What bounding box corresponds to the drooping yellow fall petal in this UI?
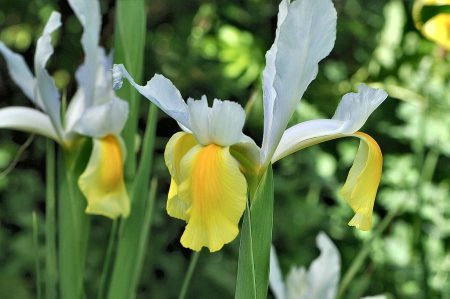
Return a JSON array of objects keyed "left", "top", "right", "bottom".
[
  {"left": 340, "top": 132, "right": 382, "bottom": 231},
  {"left": 164, "top": 132, "right": 198, "bottom": 220},
  {"left": 422, "top": 13, "right": 450, "bottom": 49},
  {"left": 173, "top": 143, "right": 247, "bottom": 252},
  {"left": 78, "top": 135, "right": 130, "bottom": 219}
]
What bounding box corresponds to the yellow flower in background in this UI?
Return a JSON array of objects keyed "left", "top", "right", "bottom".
[
  {"left": 413, "top": 0, "right": 450, "bottom": 49},
  {"left": 114, "top": 0, "right": 388, "bottom": 252},
  {"left": 0, "top": 0, "right": 130, "bottom": 219}
]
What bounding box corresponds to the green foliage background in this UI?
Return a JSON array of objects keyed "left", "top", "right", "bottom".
[{"left": 1, "top": 0, "right": 450, "bottom": 298}]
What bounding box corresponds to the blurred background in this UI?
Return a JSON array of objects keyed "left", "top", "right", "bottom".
[{"left": 1, "top": 0, "right": 450, "bottom": 298}]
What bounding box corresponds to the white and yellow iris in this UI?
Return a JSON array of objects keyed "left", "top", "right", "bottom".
[
  {"left": 413, "top": 0, "right": 450, "bottom": 49},
  {"left": 0, "top": 0, "right": 129, "bottom": 219},
  {"left": 114, "top": 0, "right": 388, "bottom": 252},
  {"left": 165, "top": 98, "right": 252, "bottom": 251}
]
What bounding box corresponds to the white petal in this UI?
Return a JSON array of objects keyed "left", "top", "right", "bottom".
[
  {"left": 66, "top": 48, "right": 115, "bottom": 133},
  {"left": 65, "top": 88, "right": 85, "bottom": 133},
  {"left": 34, "top": 12, "right": 63, "bottom": 138},
  {"left": 261, "top": 0, "right": 337, "bottom": 165},
  {"left": 269, "top": 246, "right": 287, "bottom": 299},
  {"left": 187, "top": 96, "right": 210, "bottom": 144},
  {"left": 91, "top": 48, "right": 115, "bottom": 106},
  {"left": 0, "top": 42, "right": 39, "bottom": 107},
  {"left": 303, "top": 232, "right": 340, "bottom": 299},
  {"left": 113, "top": 64, "right": 190, "bottom": 129},
  {"left": 186, "top": 97, "right": 247, "bottom": 147},
  {"left": 285, "top": 266, "right": 309, "bottom": 299},
  {"left": 208, "top": 99, "right": 246, "bottom": 146},
  {"left": 68, "top": 0, "right": 101, "bottom": 108},
  {"left": 272, "top": 85, "right": 388, "bottom": 162},
  {"left": 332, "top": 84, "right": 388, "bottom": 133},
  {"left": 0, "top": 107, "right": 60, "bottom": 142},
  {"left": 272, "top": 119, "right": 343, "bottom": 162},
  {"left": 73, "top": 97, "right": 129, "bottom": 138},
  {"left": 261, "top": 0, "right": 289, "bottom": 166}
]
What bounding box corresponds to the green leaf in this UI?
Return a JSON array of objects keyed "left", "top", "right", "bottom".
[
  {"left": 235, "top": 166, "right": 274, "bottom": 299},
  {"left": 113, "top": 0, "right": 146, "bottom": 181},
  {"left": 107, "top": 1, "right": 156, "bottom": 297}
]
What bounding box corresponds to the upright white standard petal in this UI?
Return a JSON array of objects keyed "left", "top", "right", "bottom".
[
  {"left": 186, "top": 96, "right": 210, "bottom": 144},
  {"left": 0, "top": 42, "right": 39, "bottom": 107},
  {"left": 301, "top": 232, "right": 340, "bottom": 299},
  {"left": 187, "top": 97, "right": 246, "bottom": 147},
  {"left": 272, "top": 85, "right": 388, "bottom": 162},
  {"left": 68, "top": 0, "right": 101, "bottom": 108},
  {"left": 34, "top": 12, "right": 63, "bottom": 139},
  {"left": 113, "top": 64, "right": 190, "bottom": 129},
  {"left": 73, "top": 97, "right": 129, "bottom": 138},
  {"left": 65, "top": 48, "right": 114, "bottom": 134},
  {"left": 0, "top": 107, "right": 60, "bottom": 142},
  {"left": 261, "top": 0, "right": 337, "bottom": 165}
]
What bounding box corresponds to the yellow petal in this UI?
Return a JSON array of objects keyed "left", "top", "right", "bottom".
[
  {"left": 340, "top": 132, "right": 382, "bottom": 231},
  {"left": 422, "top": 13, "right": 450, "bottom": 49},
  {"left": 78, "top": 135, "right": 130, "bottom": 219},
  {"left": 174, "top": 143, "right": 247, "bottom": 252},
  {"left": 164, "top": 132, "right": 198, "bottom": 220}
]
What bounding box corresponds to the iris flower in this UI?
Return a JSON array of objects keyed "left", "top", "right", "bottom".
[
  {"left": 113, "top": 0, "right": 388, "bottom": 252},
  {"left": 0, "top": 0, "right": 129, "bottom": 219},
  {"left": 413, "top": 0, "right": 450, "bottom": 49}
]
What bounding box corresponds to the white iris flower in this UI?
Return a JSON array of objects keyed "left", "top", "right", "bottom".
[
  {"left": 113, "top": 0, "right": 388, "bottom": 251},
  {"left": 0, "top": 0, "right": 130, "bottom": 219}
]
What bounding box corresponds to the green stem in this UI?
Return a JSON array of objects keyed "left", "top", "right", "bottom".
[
  {"left": 415, "top": 147, "right": 439, "bottom": 298},
  {"left": 32, "top": 212, "right": 42, "bottom": 299},
  {"left": 45, "top": 140, "right": 57, "bottom": 299},
  {"left": 107, "top": 104, "right": 158, "bottom": 299},
  {"left": 178, "top": 251, "right": 201, "bottom": 299},
  {"left": 337, "top": 205, "right": 400, "bottom": 298},
  {"left": 129, "top": 178, "right": 158, "bottom": 293},
  {"left": 412, "top": 106, "right": 436, "bottom": 298},
  {"left": 59, "top": 148, "right": 90, "bottom": 299},
  {"left": 97, "top": 220, "right": 119, "bottom": 299}
]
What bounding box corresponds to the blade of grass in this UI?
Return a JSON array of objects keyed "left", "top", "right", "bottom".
[
  {"left": 107, "top": 104, "right": 158, "bottom": 299},
  {"left": 235, "top": 167, "right": 274, "bottom": 299},
  {"left": 114, "top": 0, "right": 146, "bottom": 181},
  {"left": 32, "top": 212, "right": 42, "bottom": 299},
  {"left": 45, "top": 139, "right": 57, "bottom": 299}
]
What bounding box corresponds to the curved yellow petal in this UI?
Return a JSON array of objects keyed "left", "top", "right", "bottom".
[
  {"left": 340, "top": 132, "right": 382, "bottom": 231},
  {"left": 422, "top": 13, "right": 450, "bottom": 49},
  {"left": 78, "top": 135, "right": 130, "bottom": 219},
  {"left": 175, "top": 143, "right": 247, "bottom": 252},
  {"left": 164, "top": 132, "right": 198, "bottom": 220}
]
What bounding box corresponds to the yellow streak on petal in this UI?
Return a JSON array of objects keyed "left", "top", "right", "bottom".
[
  {"left": 178, "top": 144, "right": 247, "bottom": 252},
  {"left": 164, "top": 132, "right": 198, "bottom": 220},
  {"left": 340, "top": 132, "right": 382, "bottom": 231},
  {"left": 78, "top": 135, "right": 130, "bottom": 219},
  {"left": 422, "top": 13, "right": 450, "bottom": 49}
]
